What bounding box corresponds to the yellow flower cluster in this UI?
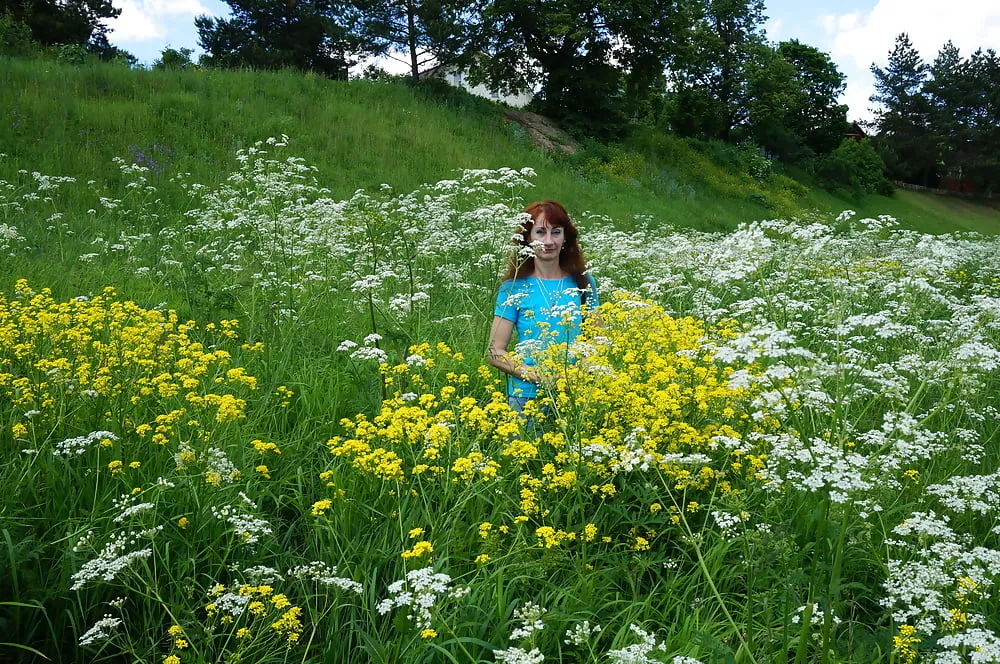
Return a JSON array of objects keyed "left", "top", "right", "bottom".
[
  {"left": 325, "top": 343, "right": 521, "bottom": 486},
  {"left": 401, "top": 540, "right": 434, "bottom": 559},
  {"left": 0, "top": 280, "right": 257, "bottom": 472},
  {"left": 893, "top": 624, "right": 920, "bottom": 664},
  {"left": 204, "top": 583, "right": 305, "bottom": 647},
  {"left": 324, "top": 294, "right": 776, "bottom": 558}
]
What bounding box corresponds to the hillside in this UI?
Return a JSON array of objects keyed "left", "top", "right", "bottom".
[
  {"left": 3, "top": 56, "right": 1000, "bottom": 664},
  {"left": 3, "top": 58, "right": 999, "bottom": 238}
]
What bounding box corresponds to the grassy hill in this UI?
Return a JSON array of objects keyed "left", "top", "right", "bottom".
[
  {"left": 3, "top": 56, "right": 1000, "bottom": 664},
  {"left": 3, "top": 57, "right": 999, "bottom": 237}
]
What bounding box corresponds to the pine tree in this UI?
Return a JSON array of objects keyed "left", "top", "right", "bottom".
[{"left": 869, "top": 33, "right": 935, "bottom": 185}]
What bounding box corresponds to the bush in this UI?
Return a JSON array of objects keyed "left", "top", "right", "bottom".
[
  {"left": 688, "top": 139, "right": 774, "bottom": 183},
  {"left": 56, "top": 43, "right": 88, "bottom": 65},
  {"left": 817, "top": 138, "right": 893, "bottom": 198},
  {"left": 0, "top": 11, "right": 36, "bottom": 57},
  {"left": 154, "top": 46, "right": 195, "bottom": 70}
]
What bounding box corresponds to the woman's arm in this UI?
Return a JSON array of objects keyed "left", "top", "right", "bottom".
[{"left": 486, "top": 315, "right": 540, "bottom": 384}]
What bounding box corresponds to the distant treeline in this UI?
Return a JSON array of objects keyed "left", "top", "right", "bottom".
[
  {"left": 870, "top": 34, "right": 1000, "bottom": 196},
  {"left": 2, "top": 1, "right": 998, "bottom": 196}
]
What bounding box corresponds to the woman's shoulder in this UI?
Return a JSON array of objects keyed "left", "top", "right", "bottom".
[{"left": 500, "top": 276, "right": 535, "bottom": 288}]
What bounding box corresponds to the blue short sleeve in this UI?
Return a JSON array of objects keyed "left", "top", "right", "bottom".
[
  {"left": 494, "top": 280, "right": 521, "bottom": 321},
  {"left": 586, "top": 274, "right": 599, "bottom": 307}
]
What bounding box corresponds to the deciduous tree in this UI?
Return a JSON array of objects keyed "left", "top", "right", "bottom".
[
  {"left": 776, "top": 39, "right": 848, "bottom": 156},
  {"left": 197, "top": 0, "right": 358, "bottom": 78},
  {"left": 472, "top": 0, "right": 683, "bottom": 139},
  {"left": 352, "top": 0, "right": 484, "bottom": 82},
  {"left": 666, "top": 0, "right": 767, "bottom": 141},
  {"left": 0, "top": 0, "right": 119, "bottom": 48}
]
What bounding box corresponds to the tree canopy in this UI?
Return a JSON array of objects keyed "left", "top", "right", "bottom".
[
  {"left": 869, "top": 34, "right": 1000, "bottom": 192},
  {"left": 471, "top": 0, "right": 683, "bottom": 139},
  {"left": 0, "top": 0, "right": 119, "bottom": 48},
  {"left": 196, "top": 0, "right": 359, "bottom": 78}
]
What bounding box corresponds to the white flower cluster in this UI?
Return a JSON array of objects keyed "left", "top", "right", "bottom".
[
  {"left": 606, "top": 624, "right": 668, "bottom": 664},
  {"left": 927, "top": 471, "right": 1000, "bottom": 517},
  {"left": 340, "top": 333, "right": 389, "bottom": 363},
  {"left": 882, "top": 510, "right": 1000, "bottom": 646},
  {"left": 710, "top": 510, "right": 748, "bottom": 538},
  {"left": 494, "top": 646, "right": 545, "bottom": 664},
  {"left": 111, "top": 492, "right": 155, "bottom": 524},
  {"left": 241, "top": 565, "right": 285, "bottom": 583},
  {"left": 758, "top": 432, "right": 873, "bottom": 503},
  {"left": 288, "top": 561, "right": 364, "bottom": 594},
  {"left": 376, "top": 566, "right": 456, "bottom": 630},
  {"left": 509, "top": 601, "right": 547, "bottom": 640},
  {"left": 211, "top": 499, "right": 273, "bottom": 546},
  {"left": 0, "top": 222, "right": 23, "bottom": 254},
  {"left": 212, "top": 591, "right": 252, "bottom": 616},
  {"left": 53, "top": 430, "right": 118, "bottom": 457},
  {"left": 70, "top": 526, "right": 161, "bottom": 590},
  {"left": 205, "top": 447, "right": 241, "bottom": 482},
  {"left": 78, "top": 614, "right": 122, "bottom": 646},
  {"left": 564, "top": 620, "right": 602, "bottom": 646},
  {"left": 790, "top": 603, "right": 841, "bottom": 628}
]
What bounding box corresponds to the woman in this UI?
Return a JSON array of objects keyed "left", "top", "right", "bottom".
[{"left": 487, "top": 200, "right": 598, "bottom": 412}]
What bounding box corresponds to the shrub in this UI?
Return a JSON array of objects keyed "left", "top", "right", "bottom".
[
  {"left": 817, "top": 138, "right": 893, "bottom": 198},
  {"left": 0, "top": 11, "right": 36, "bottom": 57},
  {"left": 56, "top": 43, "right": 88, "bottom": 65},
  {"left": 153, "top": 46, "right": 195, "bottom": 70}
]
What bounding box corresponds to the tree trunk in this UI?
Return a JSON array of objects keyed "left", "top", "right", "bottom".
[{"left": 407, "top": 0, "right": 419, "bottom": 82}]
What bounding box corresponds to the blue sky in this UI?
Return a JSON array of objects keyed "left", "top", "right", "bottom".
[{"left": 107, "top": 0, "right": 1000, "bottom": 122}]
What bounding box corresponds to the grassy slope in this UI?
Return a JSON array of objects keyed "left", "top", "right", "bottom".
[{"left": 2, "top": 57, "right": 999, "bottom": 236}]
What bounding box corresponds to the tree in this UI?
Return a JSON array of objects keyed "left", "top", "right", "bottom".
[
  {"left": 666, "top": 0, "right": 768, "bottom": 141},
  {"left": 472, "top": 0, "right": 683, "bottom": 139},
  {"left": 816, "top": 138, "right": 892, "bottom": 199},
  {"left": 742, "top": 42, "right": 806, "bottom": 159},
  {"left": 0, "top": 11, "right": 36, "bottom": 56},
  {"left": 197, "top": 0, "right": 359, "bottom": 79},
  {"left": 924, "top": 42, "right": 973, "bottom": 182},
  {"left": 352, "top": 0, "right": 484, "bottom": 82},
  {"left": 154, "top": 47, "right": 196, "bottom": 70},
  {"left": 965, "top": 48, "right": 1000, "bottom": 193},
  {"left": 869, "top": 33, "right": 935, "bottom": 185},
  {"left": 0, "top": 0, "right": 119, "bottom": 48},
  {"left": 776, "top": 39, "right": 848, "bottom": 155}
]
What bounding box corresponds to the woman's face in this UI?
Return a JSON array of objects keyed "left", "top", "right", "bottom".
[{"left": 528, "top": 214, "right": 565, "bottom": 261}]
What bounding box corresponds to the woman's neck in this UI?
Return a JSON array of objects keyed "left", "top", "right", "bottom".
[{"left": 532, "top": 261, "right": 566, "bottom": 280}]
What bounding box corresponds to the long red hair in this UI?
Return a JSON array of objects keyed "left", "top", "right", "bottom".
[{"left": 504, "top": 201, "right": 590, "bottom": 295}]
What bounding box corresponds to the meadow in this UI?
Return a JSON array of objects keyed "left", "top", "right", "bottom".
[{"left": 2, "top": 62, "right": 1000, "bottom": 664}]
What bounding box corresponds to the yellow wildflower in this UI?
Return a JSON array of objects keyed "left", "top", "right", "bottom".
[{"left": 402, "top": 541, "right": 433, "bottom": 559}]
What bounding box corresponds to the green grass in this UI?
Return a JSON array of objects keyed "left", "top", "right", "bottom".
[
  {"left": 3, "top": 56, "right": 997, "bottom": 235},
  {"left": 2, "top": 54, "right": 1000, "bottom": 664}
]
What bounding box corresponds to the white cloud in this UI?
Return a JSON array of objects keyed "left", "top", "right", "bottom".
[
  {"left": 819, "top": 0, "right": 1000, "bottom": 123},
  {"left": 819, "top": 14, "right": 837, "bottom": 36},
  {"left": 109, "top": 0, "right": 216, "bottom": 43},
  {"left": 829, "top": 0, "right": 1000, "bottom": 72},
  {"left": 765, "top": 18, "right": 784, "bottom": 40}
]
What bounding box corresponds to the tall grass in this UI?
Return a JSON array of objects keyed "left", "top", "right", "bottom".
[
  {"left": 2, "top": 124, "right": 1000, "bottom": 663},
  {"left": 2, "top": 57, "right": 1000, "bottom": 664}
]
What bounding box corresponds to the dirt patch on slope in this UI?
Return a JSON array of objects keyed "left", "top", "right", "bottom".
[{"left": 503, "top": 109, "right": 579, "bottom": 155}]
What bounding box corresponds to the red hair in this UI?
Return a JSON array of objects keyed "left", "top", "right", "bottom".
[{"left": 504, "top": 200, "right": 591, "bottom": 296}]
